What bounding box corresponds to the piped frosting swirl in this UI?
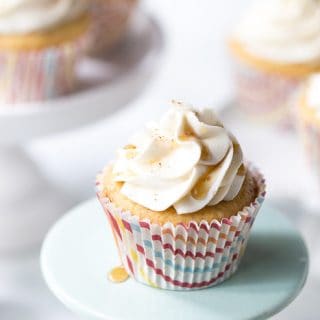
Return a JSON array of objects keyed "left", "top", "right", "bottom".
[
  {"left": 113, "top": 101, "right": 246, "bottom": 214},
  {"left": 0, "top": 0, "right": 88, "bottom": 34},
  {"left": 234, "top": 0, "right": 320, "bottom": 64}
]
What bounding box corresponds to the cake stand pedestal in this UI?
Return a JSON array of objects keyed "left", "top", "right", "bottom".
[
  {"left": 0, "top": 145, "right": 75, "bottom": 253},
  {"left": 41, "top": 200, "right": 308, "bottom": 320},
  {"left": 0, "top": 11, "right": 163, "bottom": 253}
]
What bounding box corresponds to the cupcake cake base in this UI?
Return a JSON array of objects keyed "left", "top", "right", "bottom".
[
  {"left": 0, "top": 15, "right": 90, "bottom": 104},
  {"left": 97, "top": 165, "right": 266, "bottom": 290},
  {"left": 229, "top": 39, "right": 320, "bottom": 128}
]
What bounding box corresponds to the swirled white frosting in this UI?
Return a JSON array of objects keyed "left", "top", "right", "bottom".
[
  {"left": 113, "top": 102, "right": 245, "bottom": 214},
  {"left": 234, "top": 0, "right": 320, "bottom": 64},
  {"left": 0, "top": 0, "right": 88, "bottom": 34}
]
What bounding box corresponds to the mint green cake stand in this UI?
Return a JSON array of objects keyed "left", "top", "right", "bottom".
[{"left": 41, "top": 199, "right": 308, "bottom": 320}]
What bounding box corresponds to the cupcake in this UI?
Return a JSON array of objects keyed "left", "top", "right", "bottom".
[
  {"left": 229, "top": 0, "right": 320, "bottom": 126},
  {"left": 0, "top": 0, "right": 90, "bottom": 104},
  {"left": 89, "top": 0, "right": 137, "bottom": 55},
  {"left": 97, "top": 101, "right": 266, "bottom": 290},
  {"left": 298, "top": 73, "right": 320, "bottom": 179}
]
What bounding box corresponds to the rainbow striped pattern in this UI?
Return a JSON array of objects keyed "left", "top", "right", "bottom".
[
  {"left": 97, "top": 166, "right": 266, "bottom": 290},
  {"left": 0, "top": 36, "right": 87, "bottom": 104},
  {"left": 233, "top": 61, "right": 301, "bottom": 127}
]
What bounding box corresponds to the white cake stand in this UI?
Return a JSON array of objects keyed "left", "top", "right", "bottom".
[{"left": 0, "top": 11, "right": 163, "bottom": 253}]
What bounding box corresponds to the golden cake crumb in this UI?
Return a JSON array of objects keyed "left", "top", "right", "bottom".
[{"left": 99, "top": 165, "right": 259, "bottom": 225}]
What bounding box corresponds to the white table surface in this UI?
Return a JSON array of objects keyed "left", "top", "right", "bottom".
[{"left": 1, "top": 0, "right": 320, "bottom": 319}]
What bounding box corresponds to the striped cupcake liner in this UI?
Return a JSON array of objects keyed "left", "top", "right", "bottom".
[
  {"left": 232, "top": 60, "right": 302, "bottom": 128},
  {"left": 300, "top": 117, "right": 320, "bottom": 180},
  {"left": 89, "top": 0, "right": 137, "bottom": 55},
  {"left": 96, "top": 165, "right": 266, "bottom": 290},
  {"left": 0, "top": 36, "right": 88, "bottom": 104}
]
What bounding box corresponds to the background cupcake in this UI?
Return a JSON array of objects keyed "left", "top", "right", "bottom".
[
  {"left": 97, "top": 101, "right": 266, "bottom": 290},
  {"left": 89, "top": 0, "right": 137, "bottom": 56},
  {"left": 299, "top": 73, "right": 320, "bottom": 181},
  {"left": 229, "top": 0, "right": 320, "bottom": 127},
  {"left": 0, "top": 0, "right": 90, "bottom": 104}
]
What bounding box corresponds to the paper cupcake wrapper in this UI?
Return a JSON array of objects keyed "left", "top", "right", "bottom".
[
  {"left": 89, "top": 0, "right": 137, "bottom": 54},
  {"left": 97, "top": 165, "right": 266, "bottom": 290},
  {"left": 300, "top": 116, "right": 320, "bottom": 179},
  {"left": 0, "top": 36, "right": 88, "bottom": 104},
  {"left": 231, "top": 59, "right": 302, "bottom": 127}
]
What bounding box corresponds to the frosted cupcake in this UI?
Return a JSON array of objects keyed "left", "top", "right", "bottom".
[
  {"left": 0, "top": 0, "right": 90, "bottom": 104},
  {"left": 229, "top": 0, "right": 320, "bottom": 126},
  {"left": 298, "top": 73, "right": 320, "bottom": 179},
  {"left": 89, "top": 0, "right": 137, "bottom": 55},
  {"left": 97, "top": 101, "right": 266, "bottom": 290}
]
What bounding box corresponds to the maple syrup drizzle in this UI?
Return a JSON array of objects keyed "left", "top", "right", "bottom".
[{"left": 108, "top": 265, "right": 129, "bottom": 283}]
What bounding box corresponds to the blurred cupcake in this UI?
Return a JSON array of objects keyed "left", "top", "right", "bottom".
[
  {"left": 229, "top": 0, "right": 320, "bottom": 127},
  {"left": 89, "top": 0, "right": 137, "bottom": 55},
  {"left": 97, "top": 101, "right": 266, "bottom": 290},
  {"left": 0, "top": 0, "right": 90, "bottom": 104},
  {"left": 299, "top": 73, "right": 320, "bottom": 179}
]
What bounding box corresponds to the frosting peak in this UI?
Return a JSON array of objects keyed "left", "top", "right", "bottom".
[
  {"left": 234, "top": 0, "right": 320, "bottom": 64},
  {"left": 113, "top": 102, "right": 245, "bottom": 214},
  {"left": 0, "top": 0, "right": 88, "bottom": 35}
]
